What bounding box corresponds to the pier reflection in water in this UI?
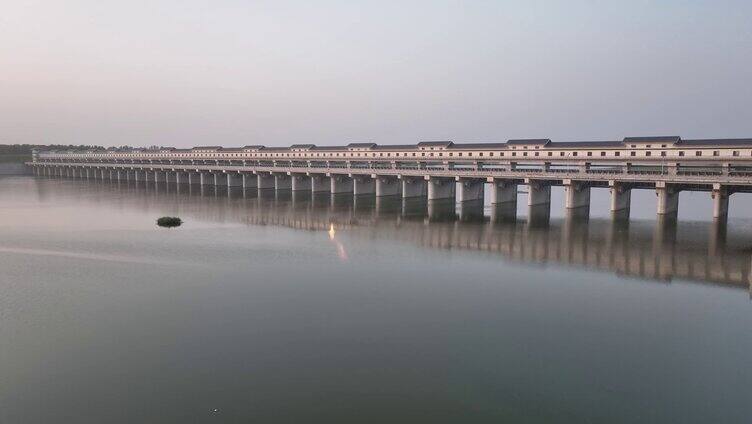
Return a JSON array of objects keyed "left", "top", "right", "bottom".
[{"left": 37, "top": 179, "right": 752, "bottom": 293}]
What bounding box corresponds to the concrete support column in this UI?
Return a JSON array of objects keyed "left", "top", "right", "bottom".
[
  {"left": 330, "top": 175, "right": 353, "bottom": 194},
  {"left": 214, "top": 173, "right": 227, "bottom": 186},
  {"left": 200, "top": 172, "right": 214, "bottom": 186},
  {"left": 711, "top": 184, "right": 730, "bottom": 220},
  {"left": 353, "top": 175, "right": 375, "bottom": 195},
  {"left": 115, "top": 170, "right": 123, "bottom": 181},
  {"left": 188, "top": 172, "right": 200, "bottom": 185},
  {"left": 274, "top": 173, "right": 291, "bottom": 190},
  {"left": 526, "top": 179, "right": 551, "bottom": 206},
  {"left": 226, "top": 173, "right": 242, "bottom": 187},
  {"left": 609, "top": 181, "right": 632, "bottom": 212},
  {"left": 401, "top": 177, "right": 426, "bottom": 198},
  {"left": 375, "top": 176, "right": 401, "bottom": 197},
  {"left": 655, "top": 182, "right": 680, "bottom": 215},
  {"left": 456, "top": 178, "right": 484, "bottom": 202},
  {"left": 257, "top": 173, "right": 275, "bottom": 189},
  {"left": 154, "top": 171, "right": 166, "bottom": 183},
  {"left": 242, "top": 174, "right": 257, "bottom": 189},
  {"left": 291, "top": 174, "right": 311, "bottom": 191},
  {"left": 311, "top": 175, "right": 331, "bottom": 193},
  {"left": 427, "top": 177, "right": 455, "bottom": 201},
  {"left": 85, "top": 168, "right": 91, "bottom": 179},
  {"left": 563, "top": 180, "right": 591, "bottom": 209},
  {"left": 488, "top": 178, "right": 517, "bottom": 204},
  {"left": 174, "top": 171, "right": 187, "bottom": 184},
  {"left": 144, "top": 170, "right": 154, "bottom": 182}
]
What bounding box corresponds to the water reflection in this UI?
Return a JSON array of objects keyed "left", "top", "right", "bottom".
[{"left": 35, "top": 179, "right": 752, "bottom": 292}]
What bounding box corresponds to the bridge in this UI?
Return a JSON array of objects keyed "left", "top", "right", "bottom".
[{"left": 28, "top": 136, "right": 752, "bottom": 222}]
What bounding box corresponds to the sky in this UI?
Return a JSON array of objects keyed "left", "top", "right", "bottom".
[{"left": 1, "top": 0, "right": 751, "bottom": 148}]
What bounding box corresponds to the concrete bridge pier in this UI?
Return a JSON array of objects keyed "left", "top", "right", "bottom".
[
  {"left": 491, "top": 203, "right": 517, "bottom": 223},
  {"left": 401, "top": 176, "right": 426, "bottom": 198},
  {"left": 526, "top": 179, "right": 551, "bottom": 206},
  {"left": 187, "top": 172, "right": 200, "bottom": 185},
  {"left": 174, "top": 171, "right": 187, "bottom": 184},
  {"left": 257, "top": 173, "right": 275, "bottom": 189},
  {"left": 214, "top": 172, "right": 228, "bottom": 187},
  {"left": 242, "top": 174, "right": 258, "bottom": 190},
  {"left": 154, "top": 171, "right": 166, "bottom": 183},
  {"left": 199, "top": 172, "right": 214, "bottom": 186},
  {"left": 226, "top": 173, "right": 242, "bottom": 187},
  {"left": 310, "top": 174, "right": 331, "bottom": 193},
  {"left": 352, "top": 175, "right": 375, "bottom": 195},
  {"left": 564, "top": 180, "right": 591, "bottom": 210},
  {"left": 488, "top": 178, "right": 517, "bottom": 204},
  {"left": 427, "top": 199, "right": 456, "bottom": 221},
  {"left": 528, "top": 204, "right": 551, "bottom": 227},
  {"left": 609, "top": 181, "right": 632, "bottom": 212},
  {"left": 274, "top": 173, "right": 291, "bottom": 190},
  {"left": 656, "top": 182, "right": 680, "bottom": 215},
  {"left": 708, "top": 218, "right": 728, "bottom": 256},
  {"left": 456, "top": 178, "right": 484, "bottom": 202},
  {"left": 144, "top": 170, "right": 154, "bottom": 183},
  {"left": 375, "top": 176, "right": 401, "bottom": 197},
  {"left": 711, "top": 184, "right": 730, "bottom": 221},
  {"left": 458, "top": 200, "right": 485, "bottom": 221},
  {"left": 427, "top": 176, "right": 455, "bottom": 201},
  {"left": 330, "top": 175, "right": 353, "bottom": 194},
  {"left": 291, "top": 174, "right": 311, "bottom": 191}
]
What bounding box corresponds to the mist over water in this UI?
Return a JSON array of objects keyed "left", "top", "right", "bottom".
[{"left": 1, "top": 176, "right": 752, "bottom": 423}]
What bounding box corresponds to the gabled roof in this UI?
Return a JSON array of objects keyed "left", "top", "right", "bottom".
[
  {"left": 622, "top": 136, "right": 681, "bottom": 145},
  {"left": 678, "top": 138, "right": 752, "bottom": 147},
  {"left": 311, "top": 145, "right": 348, "bottom": 151},
  {"left": 290, "top": 144, "right": 315, "bottom": 150},
  {"left": 417, "top": 141, "right": 453, "bottom": 148},
  {"left": 548, "top": 141, "right": 622, "bottom": 148},
  {"left": 192, "top": 146, "right": 223, "bottom": 150},
  {"left": 347, "top": 142, "right": 377, "bottom": 148},
  {"left": 372, "top": 144, "right": 416, "bottom": 150},
  {"left": 450, "top": 142, "right": 508, "bottom": 149},
  {"left": 507, "top": 139, "right": 551, "bottom": 146}
]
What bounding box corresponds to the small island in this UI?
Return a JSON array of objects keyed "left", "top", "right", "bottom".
[{"left": 156, "top": 216, "right": 182, "bottom": 228}]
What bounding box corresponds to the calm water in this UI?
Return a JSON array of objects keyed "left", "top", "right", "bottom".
[{"left": 2, "top": 176, "right": 752, "bottom": 423}]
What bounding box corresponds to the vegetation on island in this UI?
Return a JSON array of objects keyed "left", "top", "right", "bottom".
[{"left": 156, "top": 216, "right": 183, "bottom": 228}]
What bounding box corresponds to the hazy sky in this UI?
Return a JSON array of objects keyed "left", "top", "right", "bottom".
[{"left": 1, "top": 0, "right": 751, "bottom": 147}]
